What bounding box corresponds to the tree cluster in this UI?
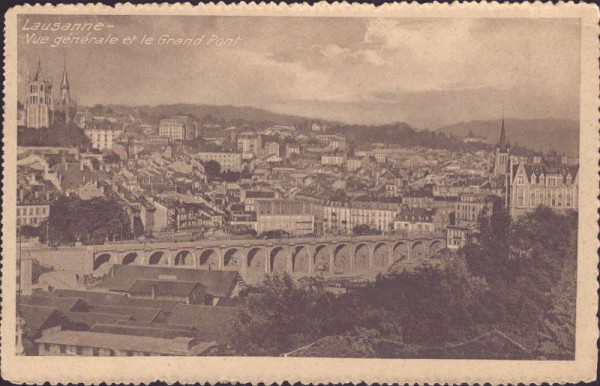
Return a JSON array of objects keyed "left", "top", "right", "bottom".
[
  {"left": 41, "top": 196, "right": 134, "bottom": 245},
  {"left": 227, "top": 205, "right": 578, "bottom": 359},
  {"left": 18, "top": 122, "right": 91, "bottom": 148}
]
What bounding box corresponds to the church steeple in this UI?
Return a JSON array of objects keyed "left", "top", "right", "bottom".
[
  {"left": 55, "top": 54, "right": 76, "bottom": 124},
  {"left": 32, "top": 58, "right": 42, "bottom": 81},
  {"left": 492, "top": 111, "right": 510, "bottom": 177},
  {"left": 498, "top": 113, "right": 508, "bottom": 153},
  {"left": 60, "top": 56, "right": 69, "bottom": 90}
]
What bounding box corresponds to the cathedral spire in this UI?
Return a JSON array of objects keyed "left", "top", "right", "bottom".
[
  {"left": 498, "top": 112, "right": 508, "bottom": 153},
  {"left": 61, "top": 54, "right": 69, "bottom": 89},
  {"left": 33, "top": 58, "right": 41, "bottom": 81}
]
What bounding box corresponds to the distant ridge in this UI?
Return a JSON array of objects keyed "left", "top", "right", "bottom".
[
  {"left": 90, "top": 104, "right": 576, "bottom": 155},
  {"left": 99, "top": 103, "right": 314, "bottom": 127},
  {"left": 434, "top": 118, "right": 579, "bottom": 156}
]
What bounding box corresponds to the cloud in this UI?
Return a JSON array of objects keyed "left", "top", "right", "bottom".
[{"left": 17, "top": 16, "right": 580, "bottom": 127}]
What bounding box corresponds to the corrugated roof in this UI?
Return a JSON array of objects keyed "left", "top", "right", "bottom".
[
  {"left": 88, "top": 305, "right": 162, "bottom": 322},
  {"left": 18, "top": 304, "right": 65, "bottom": 338},
  {"left": 21, "top": 295, "right": 87, "bottom": 313},
  {"left": 65, "top": 311, "right": 133, "bottom": 329},
  {"left": 127, "top": 279, "right": 205, "bottom": 298},
  {"left": 167, "top": 304, "right": 238, "bottom": 343},
  {"left": 101, "top": 265, "right": 241, "bottom": 298},
  {"left": 49, "top": 289, "right": 127, "bottom": 306}
]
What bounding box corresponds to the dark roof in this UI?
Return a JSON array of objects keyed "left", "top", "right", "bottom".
[
  {"left": 21, "top": 295, "right": 88, "bottom": 313},
  {"left": 403, "top": 189, "right": 434, "bottom": 198},
  {"left": 44, "top": 289, "right": 127, "bottom": 307},
  {"left": 18, "top": 304, "right": 66, "bottom": 338},
  {"left": 215, "top": 297, "right": 248, "bottom": 308},
  {"left": 115, "top": 319, "right": 195, "bottom": 330},
  {"left": 118, "top": 297, "right": 182, "bottom": 313},
  {"left": 245, "top": 190, "right": 275, "bottom": 199},
  {"left": 65, "top": 311, "right": 133, "bottom": 329},
  {"left": 101, "top": 265, "right": 241, "bottom": 298},
  {"left": 519, "top": 162, "right": 579, "bottom": 184},
  {"left": 127, "top": 279, "right": 205, "bottom": 298},
  {"left": 88, "top": 305, "right": 163, "bottom": 322},
  {"left": 167, "top": 304, "right": 238, "bottom": 343}
]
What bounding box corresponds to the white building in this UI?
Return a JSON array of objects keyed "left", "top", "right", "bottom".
[
  {"left": 159, "top": 116, "right": 194, "bottom": 141},
  {"left": 84, "top": 127, "right": 123, "bottom": 150},
  {"left": 237, "top": 132, "right": 262, "bottom": 160},
  {"left": 197, "top": 152, "right": 242, "bottom": 172},
  {"left": 321, "top": 153, "right": 346, "bottom": 166}
]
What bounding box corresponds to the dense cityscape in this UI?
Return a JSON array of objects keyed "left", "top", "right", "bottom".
[{"left": 15, "top": 57, "right": 579, "bottom": 358}]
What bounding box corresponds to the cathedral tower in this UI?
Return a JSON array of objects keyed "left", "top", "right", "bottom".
[{"left": 25, "top": 59, "right": 53, "bottom": 129}]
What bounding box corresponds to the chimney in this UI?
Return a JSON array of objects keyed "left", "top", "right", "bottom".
[
  {"left": 80, "top": 162, "right": 84, "bottom": 171},
  {"left": 151, "top": 285, "right": 156, "bottom": 299}
]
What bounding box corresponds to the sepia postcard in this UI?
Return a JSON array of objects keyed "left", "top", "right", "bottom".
[{"left": 1, "top": 2, "right": 599, "bottom": 384}]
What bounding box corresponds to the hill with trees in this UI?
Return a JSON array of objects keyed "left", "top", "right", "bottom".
[
  {"left": 18, "top": 121, "right": 91, "bottom": 148},
  {"left": 223, "top": 205, "right": 577, "bottom": 359},
  {"left": 434, "top": 118, "right": 579, "bottom": 156}
]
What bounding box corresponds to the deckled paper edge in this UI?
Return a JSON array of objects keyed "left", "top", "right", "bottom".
[{"left": 1, "top": 2, "right": 598, "bottom": 384}]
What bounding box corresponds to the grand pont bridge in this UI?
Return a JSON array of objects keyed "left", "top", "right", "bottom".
[{"left": 83, "top": 233, "right": 446, "bottom": 279}]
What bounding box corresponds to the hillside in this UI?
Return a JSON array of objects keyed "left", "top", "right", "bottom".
[
  {"left": 435, "top": 118, "right": 579, "bottom": 156},
  {"left": 97, "top": 103, "right": 314, "bottom": 128}
]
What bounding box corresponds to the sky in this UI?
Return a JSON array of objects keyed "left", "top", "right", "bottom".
[{"left": 17, "top": 15, "right": 581, "bottom": 128}]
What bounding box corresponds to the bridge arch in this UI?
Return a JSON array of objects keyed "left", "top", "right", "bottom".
[
  {"left": 93, "top": 253, "right": 114, "bottom": 272},
  {"left": 411, "top": 240, "right": 426, "bottom": 259},
  {"left": 332, "top": 243, "right": 351, "bottom": 273},
  {"left": 223, "top": 248, "right": 242, "bottom": 270},
  {"left": 148, "top": 251, "right": 169, "bottom": 266},
  {"left": 392, "top": 241, "right": 409, "bottom": 263},
  {"left": 354, "top": 243, "right": 370, "bottom": 271},
  {"left": 313, "top": 244, "right": 331, "bottom": 274},
  {"left": 291, "top": 245, "right": 310, "bottom": 273},
  {"left": 429, "top": 240, "right": 443, "bottom": 256},
  {"left": 121, "top": 252, "right": 140, "bottom": 265},
  {"left": 199, "top": 249, "right": 219, "bottom": 268},
  {"left": 270, "top": 246, "right": 288, "bottom": 273},
  {"left": 174, "top": 250, "right": 195, "bottom": 267},
  {"left": 372, "top": 242, "right": 389, "bottom": 268}
]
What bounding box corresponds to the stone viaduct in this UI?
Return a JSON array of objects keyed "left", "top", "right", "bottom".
[{"left": 87, "top": 233, "right": 446, "bottom": 279}]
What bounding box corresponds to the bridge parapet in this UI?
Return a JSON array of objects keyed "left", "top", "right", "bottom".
[{"left": 24, "top": 231, "right": 447, "bottom": 279}]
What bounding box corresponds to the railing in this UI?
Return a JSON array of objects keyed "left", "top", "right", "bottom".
[{"left": 25, "top": 232, "right": 446, "bottom": 252}]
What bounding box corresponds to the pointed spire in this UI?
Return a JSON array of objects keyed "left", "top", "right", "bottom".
[
  {"left": 61, "top": 53, "right": 69, "bottom": 89},
  {"left": 33, "top": 57, "right": 41, "bottom": 81},
  {"left": 498, "top": 110, "right": 508, "bottom": 152}
]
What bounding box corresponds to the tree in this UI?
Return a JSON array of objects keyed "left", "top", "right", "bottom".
[
  {"left": 353, "top": 224, "right": 380, "bottom": 236},
  {"left": 44, "top": 196, "right": 132, "bottom": 245},
  {"left": 204, "top": 160, "right": 221, "bottom": 177},
  {"left": 132, "top": 216, "right": 145, "bottom": 239},
  {"left": 18, "top": 122, "right": 91, "bottom": 148},
  {"left": 230, "top": 273, "right": 336, "bottom": 356}
]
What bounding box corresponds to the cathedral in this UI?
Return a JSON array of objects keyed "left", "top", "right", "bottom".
[{"left": 24, "top": 57, "right": 76, "bottom": 129}]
